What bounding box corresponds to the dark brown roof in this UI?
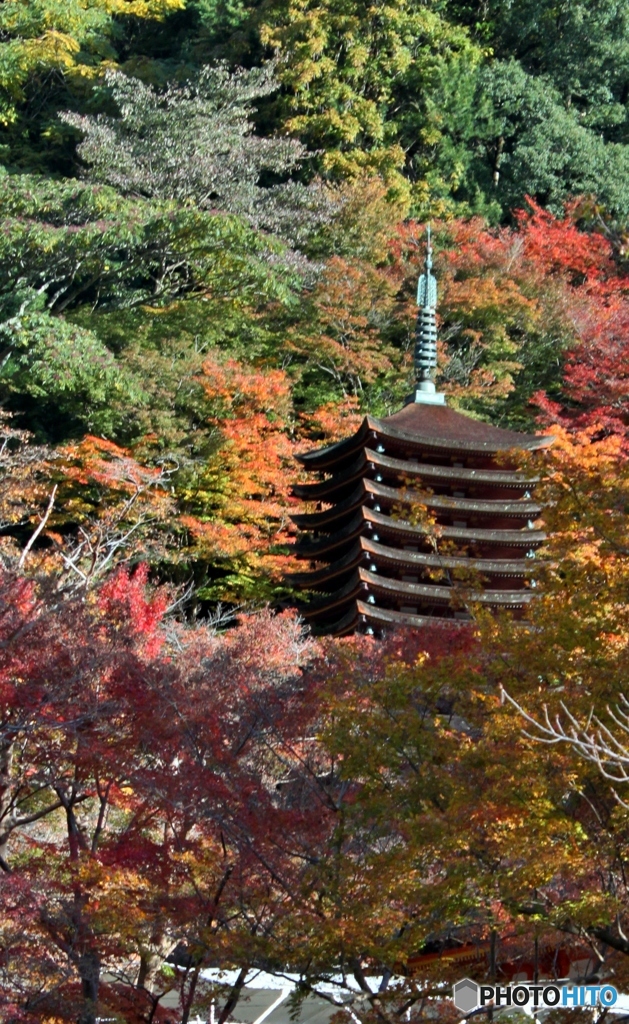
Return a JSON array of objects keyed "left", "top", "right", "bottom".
[
  {"left": 300, "top": 575, "right": 362, "bottom": 618},
  {"left": 310, "top": 601, "right": 475, "bottom": 637},
  {"left": 295, "top": 423, "right": 368, "bottom": 468},
  {"left": 360, "top": 507, "right": 546, "bottom": 547},
  {"left": 288, "top": 544, "right": 363, "bottom": 587},
  {"left": 366, "top": 449, "right": 537, "bottom": 486},
  {"left": 361, "top": 537, "right": 531, "bottom": 576},
  {"left": 367, "top": 411, "right": 553, "bottom": 455},
  {"left": 295, "top": 511, "right": 365, "bottom": 558},
  {"left": 381, "top": 404, "right": 553, "bottom": 448},
  {"left": 296, "top": 409, "right": 554, "bottom": 469},
  {"left": 310, "top": 603, "right": 361, "bottom": 636},
  {"left": 301, "top": 569, "right": 532, "bottom": 619},
  {"left": 355, "top": 601, "right": 472, "bottom": 630},
  {"left": 291, "top": 478, "right": 541, "bottom": 529},
  {"left": 288, "top": 537, "right": 531, "bottom": 587},
  {"left": 359, "top": 568, "right": 533, "bottom": 607},
  {"left": 292, "top": 455, "right": 367, "bottom": 500},
  {"left": 295, "top": 507, "right": 546, "bottom": 558},
  {"left": 293, "top": 448, "right": 537, "bottom": 501}
]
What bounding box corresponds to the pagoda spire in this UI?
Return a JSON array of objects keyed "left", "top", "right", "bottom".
[{"left": 411, "top": 225, "right": 445, "bottom": 406}]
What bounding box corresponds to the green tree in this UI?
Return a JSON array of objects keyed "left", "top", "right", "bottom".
[
  {"left": 444, "top": 0, "right": 629, "bottom": 217},
  {"left": 62, "top": 62, "right": 334, "bottom": 246},
  {"left": 0, "top": 0, "right": 183, "bottom": 172},
  {"left": 452, "top": 0, "right": 629, "bottom": 139},
  {"left": 225, "top": 0, "right": 629, "bottom": 218},
  {"left": 468, "top": 60, "right": 629, "bottom": 217},
  {"left": 254, "top": 0, "right": 486, "bottom": 215},
  {"left": 0, "top": 173, "right": 299, "bottom": 439}
]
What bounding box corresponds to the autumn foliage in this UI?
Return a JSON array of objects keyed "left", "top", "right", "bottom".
[
  {"left": 0, "top": 563, "right": 332, "bottom": 1021},
  {"left": 8, "top": 0, "right": 629, "bottom": 1017},
  {"left": 7, "top": 142, "right": 629, "bottom": 1024}
]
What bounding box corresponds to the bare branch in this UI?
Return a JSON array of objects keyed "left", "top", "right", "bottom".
[
  {"left": 502, "top": 686, "right": 629, "bottom": 793},
  {"left": 18, "top": 485, "right": 57, "bottom": 569}
]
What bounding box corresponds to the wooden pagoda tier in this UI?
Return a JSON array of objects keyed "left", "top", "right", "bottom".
[{"left": 289, "top": 402, "right": 553, "bottom": 637}]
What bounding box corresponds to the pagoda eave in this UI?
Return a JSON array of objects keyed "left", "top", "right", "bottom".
[
  {"left": 288, "top": 537, "right": 532, "bottom": 589},
  {"left": 365, "top": 414, "right": 554, "bottom": 455},
  {"left": 292, "top": 455, "right": 368, "bottom": 500},
  {"left": 364, "top": 450, "right": 539, "bottom": 487},
  {"left": 355, "top": 600, "right": 473, "bottom": 632},
  {"left": 359, "top": 507, "right": 546, "bottom": 549},
  {"left": 295, "top": 507, "right": 545, "bottom": 560},
  {"left": 291, "top": 479, "right": 541, "bottom": 530},
  {"left": 300, "top": 569, "right": 533, "bottom": 622},
  {"left": 295, "top": 421, "right": 369, "bottom": 470},
  {"left": 299, "top": 575, "right": 362, "bottom": 620},
  {"left": 309, "top": 600, "right": 471, "bottom": 638},
  {"left": 288, "top": 543, "right": 364, "bottom": 588},
  {"left": 309, "top": 603, "right": 361, "bottom": 637},
  {"left": 293, "top": 449, "right": 539, "bottom": 502},
  {"left": 358, "top": 568, "right": 533, "bottom": 608},
  {"left": 296, "top": 413, "right": 554, "bottom": 472}
]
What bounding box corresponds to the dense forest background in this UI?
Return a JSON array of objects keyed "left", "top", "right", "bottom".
[
  {"left": 5, "top": 0, "right": 629, "bottom": 605},
  {"left": 6, "top": 3, "right": 629, "bottom": 1022}
]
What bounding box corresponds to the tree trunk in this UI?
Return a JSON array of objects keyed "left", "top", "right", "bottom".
[
  {"left": 0, "top": 737, "right": 14, "bottom": 810},
  {"left": 493, "top": 136, "right": 504, "bottom": 186},
  {"left": 77, "top": 950, "right": 100, "bottom": 1024}
]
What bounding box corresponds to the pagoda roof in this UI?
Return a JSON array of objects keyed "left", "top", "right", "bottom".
[
  {"left": 291, "top": 237, "right": 553, "bottom": 636},
  {"left": 293, "top": 448, "right": 537, "bottom": 501},
  {"left": 310, "top": 600, "right": 471, "bottom": 637},
  {"left": 289, "top": 542, "right": 364, "bottom": 587},
  {"left": 358, "top": 568, "right": 532, "bottom": 608},
  {"left": 357, "top": 600, "right": 472, "bottom": 631},
  {"left": 297, "top": 407, "right": 553, "bottom": 470},
  {"left": 288, "top": 537, "right": 531, "bottom": 588},
  {"left": 301, "top": 569, "right": 533, "bottom": 620},
  {"left": 291, "top": 478, "right": 541, "bottom": 530},
  {"left": 295, "top": 507, "right": 545, "bottom": 559},
  {"left": 380, "top": 404, "right": 552, "bottom": 448}
]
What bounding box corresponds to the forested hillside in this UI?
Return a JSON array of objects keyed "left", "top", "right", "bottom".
[
  {"left": 2, "top": 0, "right": 629, "bottom": 603},
  {"left": 5, "top": 2, "right": 629, "bottom": 1022}
]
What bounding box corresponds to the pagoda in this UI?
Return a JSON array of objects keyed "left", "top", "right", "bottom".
[{"left": 290, "top": 229, "right": 553, "bottom": 637}]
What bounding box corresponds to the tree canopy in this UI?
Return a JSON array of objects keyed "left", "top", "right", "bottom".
[{"left": 4, "top": 0, "right": 629, "bottom": 1020}]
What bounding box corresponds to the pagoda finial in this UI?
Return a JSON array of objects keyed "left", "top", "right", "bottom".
[
  {"left": 417, "top": 224, "right": 436, "bottom": 308},
  {"left": 411, "top": 225, "right": 445, "bottom": 406}
]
